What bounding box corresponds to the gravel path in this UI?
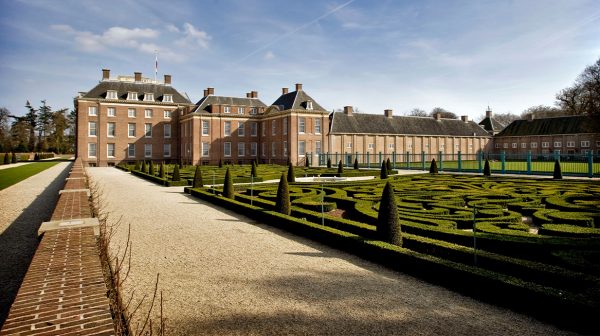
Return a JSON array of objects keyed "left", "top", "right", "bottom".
[
  {"left": 0, "top": 162, "right": 71, "bottom": 325},
  {"left": 0, "top": 162, "right": 32, "bottom": 171},
  {"left": 87, "top": 167, "right": 578, "bottom": 336}
]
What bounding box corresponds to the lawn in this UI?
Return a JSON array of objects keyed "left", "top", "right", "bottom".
[{"left": 0, "top": 162, "right": 60, "bottom": 190}]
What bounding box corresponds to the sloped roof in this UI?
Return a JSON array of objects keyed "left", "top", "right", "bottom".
[
  {"left": 496, "top": 115, "right": 600, "bottom": 136},
  {"left": 193, "top": 95, "right": 267, "bottom": 113},
  {"left": 331, "top": 112, "right": 490, "bottom": 136},
  {"left": 271, "top": 90, "right": 326, "bottom": 111},
  {"left": 478, "top": 117, "right": 506, "bottom": 133},
  {"left": 82, "top": 81, "right": 191, "bottom": 104}
]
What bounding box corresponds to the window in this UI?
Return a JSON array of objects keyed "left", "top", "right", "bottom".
[
  {"left": 261, "top": 143, "right": 266, "bottom": 157},
  {"left": 581, "top": 141, "right": 590, "bottom": 147},
  {"left": 202, "top": 142, "right": 210, "bottom": 156},
  {"left": 272, "top": 120, "right": 276, "bottom": 135},
  {"left": 238, "top": 107, "right": 244, "bottom": 115},
  {"left": 88, "top": 143, "right": 96, "bottom": 157},
  {"left": 224, "top": 142, "right": 232, "bottom": 156},
  {"left": 283, "top": 141, "right": 288, "bottom": 157},
  {"left": 251, "top": 142, "right": 257, "bottom": 156},
  {"left": 164, "top": 110, "right": 172, "bottom": 118},
  {"left": 106, "top": 90, "right": 118, "bottom": 100},
  {"left": 306, "top": 101, "right": 313, "bottom": 110},
  {"left": 128, "top": 123, "right": 136, "bottom": 137},
  {"left": 238, "top": 143, "right": 245, "bottom": 156},
  {"left": 145, "top": 109, "right": 152, "bottom": 118},
  {"left": 127, "top": 92, "right": 138, "bottom": 101},
  {"left": 298, "top": 140, "right": 306, "bottom": 156},
  {"left": 107, "top": 107, "right": 116, "bottom": 117},
  {"left": 283, "top": 117, "right": 288, "bottom": 135},
  {"left": 224, "top": 121, "right": 231, "bottom": 136},
  {"left": 554, "top": 141, "right": 562, "bottom": 147},
  {"left": 223, "top": 106, "right": 231, "bottom": 113},
  {"left": 163, "top": 94, "right": 173, "bottom": 103},
  {"left": 202, "top": 120, "right": 210, "bottom": 135},
  {"left": 440, "top": 144, "right": 445, "bottom": 150},
  {"left": 512, "top": 143, "right": 517, "bottom": 148},
  {"left": 346, "top": 142, "right": 352, "bottom": 149},
  {"left": 567, "top": 141, "right": 575, "bottom": 148},
  {"left": 495, "top": 143, "right": 500, "bottom": 148},
  {"left": 455, "top": 144, "right": 459, "bottom": 151},
  {"left": 128, "top": 144, "right": 135, "bottom": 158},
  {"left": 164, "top": 144, "right": 171, "bottom": 157},
  {"left": 107, "top": 143, "right": 115, "bottom": 157},
  {"left": 250, "top": 107, "right": 257, "bottom": 115},
  {"left": 368, "top": 143, "right": 374, "bottom": 150},
  {"left": 389, "top": 143, "right": 394, "bottom": 149},
  {"left": 271, "top": 142, "right": 276, "bottom": 157},
  {"left": 88, "top": 106, "right": 97, "bottom": 116},
  {"left": 315, "top": 118, "right": 321, "bottom": 134},
  {"left": 531, "top": 142, "right": 538, "bottom": 148},
  {"left": 408, "top": 143, "right": 413, "bottom": 150},
  {"left": 164, "top": 124, "right": 171, "bottom": 138},
  {"left": 315, "top": 141, "right": 321, "bottom": 154},
  {"left": 298, "top": 117, "right": 305, "bottom": 133},
  {"left": 542, "top": 142, "right": 549, "bottom": 148},
  {"left": 262, "top": 122, "right": 266, "bottom": 136},
  {"left": 144, "top": 144, "right": 152, "bottom": 157},
  {"left": 238, "top": 122, "right": 245, "bottom": 136},
  {"left": 145, "top": 123, "right": 152, "bottom": 137},
  {"left": 107, "top": 122, "right": 115, "bottom": 137},
  {"left": 89, "top": 122, "right": 97, "bottom": 136},
  {"left": 144, "top": 93, "right": 154, "bottom": 101},
  {"left": 503, "top": 143, "right": 508, "bottom": 148},
  {"left": 128, "top": 108, "right": 136, "bottom": 117},
  {"left": 250, "top": 122, "right": 257, "bottom": 136}
]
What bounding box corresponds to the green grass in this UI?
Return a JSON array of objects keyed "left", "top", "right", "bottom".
[{"left": 0, "top": 162, "right": 61, "bottom": 190}]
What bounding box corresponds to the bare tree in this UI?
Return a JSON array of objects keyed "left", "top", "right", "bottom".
[
  {"left": 490, "top": 112, "right": 520, "bottom": 126},
  {"left": 520, "top": 105, "right": 563, "bottom": 119},
  {"left": 430, "top": 107, "right": 458, "bottom": 119},
  {"left": 407, "top": 108, "right": 428, "bottom": 117},
  {"left": 556, "top": 57, "right": 600, "bottom": 116},
  {"left": 0, "top": 107, "right": 11, "bottom": 152}
]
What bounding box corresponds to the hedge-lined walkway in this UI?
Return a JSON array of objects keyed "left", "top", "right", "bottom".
[{"left": 87, "top": 167, "right": 576, "bottom": 336}]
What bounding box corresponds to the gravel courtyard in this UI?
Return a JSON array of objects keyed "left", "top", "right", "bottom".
[{"left": 87, "top": 167, "right": 577, "bottom": 336}]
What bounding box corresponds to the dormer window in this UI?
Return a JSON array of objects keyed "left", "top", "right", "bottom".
[
  {"left": 106, "top": 90, "right": 118, "bottom": 100},
  {"left": 163, "top": 94, "right": 173, "bottom": 103},
  {"left": 144, "top": 93, "right": 154, "bottom": 101},
  {"left": 250, "top": 107, "right": 257, "bottom": 115},
  {"left": 306, "top": 101, "right": 313, "bottom": 110},
  {"left": 127, "top": 92, "right": 138, "bottom": 101},
  {"left": 223, "top": 106, "right": 231, "bottom": 113},
  {"left": 238, "top": 107, "right": 244, "bottom": 115}
]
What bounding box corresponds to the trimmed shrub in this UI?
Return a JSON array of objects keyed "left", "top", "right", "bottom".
[
  {"left": 148, "top": 161, "right": 154, "bottom": 175},
  {"left": 134, "top": 161, "right": 141, "bottom": 171},
  {"left": 11, "top": 152, "right": 16, "bottom": 163},
  {"left": 275, "top": 173, "right": 291, "bottom": 215},
  {"left": 386, "top": 158, "right": 392, "bottom": 173},
  {"left": 172, "top": 164, "right": 181, "bottom": 181},
  {"left": 287, "top": 162, "right": 295, "bottom": 182},
  {"left": 223, "top": 167, "right": 234, "bottom": 199},
  {"left": 483, "top": 159, "right": 491, "bottom": 177},
  {"left": 3, "top": 153, "right": 9, "bottom": 165},
  {"left": 193, "top": 165, "right": 204, "bottom": 188},
  {"left": 377, "top": 182, "right": 402, "bottom": 246},
  {"left": 354, "top": 158, "right": 359, "bottom": 170},
  {"left": 553, "top": 160, "right": 562, "bottom": 180},
  {"left": 327, "top": 157, "right": 332, "bottom": 168},
  {"left": 305, "top": 157, "right": 310, "bottom": 167},
  {"left": 337, "top": 160, "right": 343, "bottom": 174},
  {"left": 251, "top": 161, "right": 258, "bottom": 177},
  {"left": 141, "top": 160, "right": 147, "bottom": 173},
  {"left": 159, "top": 162, "right": 165, "bottom": 178},
  {"left": 429, "top": 158, "right": 438, "bottom": 174},
  {"left": 380, "top": 161, "right": 388, "bottom": 179},
  {"left": 218, "top": 159, "right": 223, "bottom": 168}
]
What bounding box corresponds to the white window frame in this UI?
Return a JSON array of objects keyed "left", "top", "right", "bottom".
[
  {"left": 271, "top": 142, "right": 276, "bottom": 157},
  {"left": 298, "top": 117, "right": 305, "bottom": 133},
  {"left": 542, "top": 142, "right": 549, "bottom": 148},
  {"left": 164, "top": 124, "right": 171, "bottom": 138},
  {"left": 238, "top": 121, "right": 245, "bottom": 137},
  {"left": 88, "top": 106, "right": 97, "bottom": 116},
  {"left": 163, "top": 143, "right": 171, "bottom": 157},
  {"left": 566, "top": 141, "right": 575, "bottom": 148},
  {"left": 250, "top": 122, "right": 257, "bottom": 137},
  {"left": 145, "top": 109, "right": 152, "bottom": 118},
  {"left": 224, "top": 121, "right": 231, "bottom": 136},
  {"left": 127, "top": 92, "right": 138, "bottom": 101},
  {"left": 368, "top": 143, "right": 374, "bottom": 150},
  {"left": 315, "top": 118, "right": 321, "bottom": 134},
  {"left": 521, "top": 143, "right": 527, "bottom": 148},
  {"left": 107, "top": 107, "right": 116, "bottom": 117},
  {"left": 144, "top": 93, "right": 154, "bottom": 102},
  {"left": 315, "top": 141, "right": 321, "bottom": 154},
  {"left": 495, "top": 143, "right": 500, "bottom": 149},
  {"left": 144, "top": 144, "right": 152, "bottom": 158},
  {"left": 581, "top": 141, "right": 590, "bottom": 148},
  {"left": 250, "top": 107, "right": 257, "bottom": 115},
  {"left": 283, "top": 117, "right": 288, "bottom": 135},
  {"left": 306, "top": 101, "right": 313, "bottom": 110},
  {"left": 223, "top": 106, "right": 231, "bottom": 113},
  {"left": 283, "top": 141, "right": 288, "bottom": 157},
  {"left": 202, "top": 120, "right": 210, "bottom": 136},
  {"left": 224, "top": 142, "right": 232, "bottom": 157},
  {"left": 531, "top": 142, "right": 538, "bottom": 148},
  {"left": 163, "top": 94, "right": 173, "bottom": 103},
  {"left": 107, "top": 143, "right": 115, "bottom": 157},
  {"left": 202, "top": 142, "right": 210, "bottom": 156},
  {"left": 554, "top": 141, "right": 562, "bottom": 148},
  {"left": 145, "top": 123, "right": 152, "bottom": 138},
  {"left": 127, "top": 144, "right": 135, "bottom": 158},
  {"left": 298, "top": 140, "right": 306, "bottom": 156},
  {"left": 107, "top": 122, "right": 115, "bottom": 137},
  {"left": 106, "top": 90, "right": 118, "bottom": 100},
  {"left": 503, "top": 143, "right": 508, "bottom": 149},
  {"left": 128, "top": 123, "right": 136, "bottom": 137},
  {"left": 164, "top": 110, "right": 172, "bottom": 119},
  {"left": 251, "top": 142, "right": 257, "bottom": 156},
  {"left": 346, "top": 142, "right": 352, "bottom": 149},
  {"left": 88, "top": 143, "right": 96, "bottom": 157},
  {"left": 128, "top": 108, "right": 136, "bottom": 117},
  {"left": 238, "top": 107, "right": 244, "bottom": 115},
  {"left": 238, "top": 142, "right": 245, "bottom": 156},
  {"left": 88, "top": 122, "right": 97, "bottom": 136},
  {"left": 512, "top": 143, "right": 517, "bottom": 148}
]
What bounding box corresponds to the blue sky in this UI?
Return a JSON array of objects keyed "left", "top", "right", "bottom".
[{"left": 1, "top": 0, "right": 599, "bottom": 120}]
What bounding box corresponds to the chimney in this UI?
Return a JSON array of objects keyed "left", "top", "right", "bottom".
[
  {"left": 486, "top": 106, "right": 492, "bottom": 118},
  {"left": 434, "top": 112, "right": 442, "bottom": 121},
  {"left": 207, "top": 87, "right": 214, "bottom": 95},
  {"left": 295, "top": 83, "right": 303, "bottom": 91},
  {"left": 282, "top": 88, "right": 289, "bottom": 94},
  {"left": 134, "top": 72, "right": 142, "bottom": 82},
  {"left": 246, "top": 92, "right": 251, "bottom": 98},
  {"left": 203, "top": 89, "right": 208, "bottom": 97},
  {"left": 384, "top": 109, "right": 393, "bottom": 118},
  {"left": 102, "top": 69, "right": 110, "bottom": 80},
  {"left": 461, "top": 115, "right": 469, "bottom": 123},
  {"left": 164, "top": 74, "right": 172, "bottom": 85},
  {"left": 251, "top": 91, "right": 258, "bottom": 98},
  {"left": 343, "top": 106, "right": 353, "bottom": 115}
]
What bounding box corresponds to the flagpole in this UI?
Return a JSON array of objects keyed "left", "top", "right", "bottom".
[{"left": 154, "top": 50, "right": 158, "bottom": 82}]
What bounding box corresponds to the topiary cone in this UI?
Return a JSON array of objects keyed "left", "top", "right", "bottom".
[
  {"left": 380, "top": 161, "right": 388, "bottom": 179},
  {"left": 141, "top": 160, "right": 147, "bottom": 173},
  {"left": 172, "top": 164, "right": 180, "bottom": 181},
  {"left": 553, "top": 159, "right": 563, "bottom": 180},
  {"left": 287, "top": 162, "right": 295, "bottom": 183},
  {"left": 386, "top": 158, "right": 392, "bottom": 173},
  {"left": 11, "top": 152, "right": 16, "bottom": 163},
  {"left": 275, "top": 173, "right": 291, "bottom": 215},
  {"left": 193, "top": 165, "right": 203, "bottom": 188},
  {"left": 337, "top": 160, "right": 343, "bottom": 175},
  {"left": 223, "top": 167, "right": 234, "bottom": 199},
  {"left": 159, "top": 162, "right": 165, "bottom": 178},
  {"left": 483, "top": 159, "right": 491, "bottom": 177},
  {"left": 3, "top": 153, "right": 9, "bottom": 165},
  {"left": 251, "top": 161, "right": 258, "bottom": 178},
  {"left": 354, "top": 158, "right": 359, "bottom": 170},
  {"left": 148, "top": 161, "right": 154, "bottom": 175},
  {"left": 429, "top": 158, "right": 438, "bottom": 174},
  {"left": 377, "top": 181, "right": 402, "bottom": 246},
  {"left": 327, "top": 158, "right": 332, "bottom": 168}
]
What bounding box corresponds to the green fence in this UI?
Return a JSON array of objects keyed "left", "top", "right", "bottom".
[{"left": 313, "top": 151, "right": 599, "bottom": 177}]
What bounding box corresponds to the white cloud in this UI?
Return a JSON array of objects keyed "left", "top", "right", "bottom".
[
  {"left": 174, "top": 23, "right": 211, "bottom": 49},
  {"left": 264, "top": 51, "right": 275, "bottom": 60},
  {"left": 166, "top": 24, "right": 180, "bottom": 33}
]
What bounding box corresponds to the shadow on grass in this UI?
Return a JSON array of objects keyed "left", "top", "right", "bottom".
[{"left": 0, "top": 162, "right": 72, "bottom": 327}]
